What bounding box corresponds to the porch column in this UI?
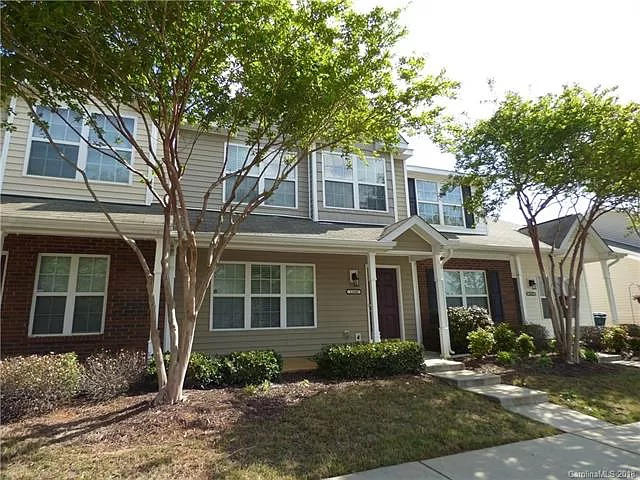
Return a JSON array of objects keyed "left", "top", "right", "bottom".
[
  {"left": 410, "top": 259, "right": 423, "bottom": 345},
  {"left": 163, "top": 242, "right": 177, "bottom": 350},
  {"left": 148, "top": 237, "right": 164, "bottom": 359},
  {"left": 601, "top": 259, "right": 619, "bottom": 325},
  {"left": 432, "top": 249, "right": 451, "bottom": 358},
  {"left": 367, "top": 252, "right": 381, "bottom": 342}
]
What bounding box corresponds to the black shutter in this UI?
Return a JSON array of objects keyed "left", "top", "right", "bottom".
[
  {"left": 461, "top": 185, "right": 475, "bottom": 228},
  {"left": 425, "top": 268, "right": 440, "bottom": 352},
  {"left": 408, "top": 177, "right": 417, "bottom": 216},
  {"left": 512, "top": 277, "right": 523, "bottom": 324},
  {"left": 487, "top": 270, "right": 504, "bottom": 324}
]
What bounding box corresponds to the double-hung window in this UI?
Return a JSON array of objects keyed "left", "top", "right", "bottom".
[
  {"left": 444, "top": 270, "right": 490, "bottom": 311},
  {"left": 211, "top": 263, "right": 315, "bottom": 330},
  {"left": 323, "top": 152, "right": 387, "bottom": 211},
  {"left": 224, "top": 144, "right": 297, "bottom": 208},
  {"left": 415, "top": 180, "right": 465, "bottom": 226},
  {"left": 26, "top": 106, "right": 135, "bottom": 184},
  {"left": 30, "top": 254, "right": 109, "bottom": 336},
  {"left": 539, "top": 276, "right": 577, "bottom": 320}
]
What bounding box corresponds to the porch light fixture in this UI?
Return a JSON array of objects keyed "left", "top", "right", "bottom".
[
  {"left": 349, "top": 269, "right": 360, "bottom": 287},
  {"left": 528, "top": 279, "right": 537, "bottom": 289}
]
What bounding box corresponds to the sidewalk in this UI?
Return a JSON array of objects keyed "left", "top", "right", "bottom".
[{"left": 327, "top": 422, "right": 640, "bottom": 480}]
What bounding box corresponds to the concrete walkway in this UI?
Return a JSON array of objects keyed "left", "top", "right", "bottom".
[{"left": 327, "top": 422, "right": 640, "bottom": 480}]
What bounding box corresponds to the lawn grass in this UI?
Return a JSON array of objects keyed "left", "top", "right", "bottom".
[
  {"left": 509, "top": 364, "right": 640, "bottom": 425},
  {"left": 1, "top": 376, "right": 556, "bottom": 480}
]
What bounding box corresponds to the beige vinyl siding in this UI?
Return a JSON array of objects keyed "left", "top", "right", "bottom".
[
  {"left": 395, "top": 158, "right": 408, "bottom": 220},
  {"left": 393, "top": 230, "right": 431, "bottom": 252},
  {"left": 584, "top": 254, "right": 640, "bottom": 325},
  {"left": 178, "top": 130, "right": 310, "bottom": 218},
  {"left": 2, "top": 98, "right": 149, "bottom": 204},
  {"left": 517, "top": 254, "right": 594, "bottom": 332},
  {"left": 184, "top": 249, "right": 369, "bottom": 357},
  {"left": 377, "top": 256, "right": 417, "bottom": 342},
  {"left": 317, "top": 153, "right": 396, "bottom": 225}
]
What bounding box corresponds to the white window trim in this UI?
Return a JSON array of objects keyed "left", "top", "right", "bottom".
[
  {"left": 23, "top": 106, "right": 137, "bottom": 186},
  {"left": 221, "top": 142, "right": 299, "bottom": 210},
  {"left": 415, "top": 179, "right": 466, "bottom": 227},
  {"left": 444, "top": 269, "right": 491, "bottom": 314},
  {"left": 321, "top": 152, "right": 389, "bottom": 213},
  {"left": 28, "top": 253, "right": 110, "bottom": 337},
  {"left": 210, "top": 261, "right": 317, "bottom": 331}
]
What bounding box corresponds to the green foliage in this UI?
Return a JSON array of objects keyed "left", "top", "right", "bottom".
[
  {"left": 314, "top": 341, "right": 424, "bottom": 380},
  {"left": 627, "top": 337, "right": 640, "bottom": 356},
  {"left": 515, "top": 333, "right": 535, "bottom": 358},
  {"left": 243, "top": 380, "right": 272, "bottom": 396},
  {"left": 467, "top": 328, "right": 495, "bottom": 359},
  {"left": 621, "top": 324, "right": 640, "bottom": 338},
  {"left": 516, "top": 324, "right": 549, "bottom": 353},
  {"left": 496, "top": 350, "right": 517, "bottom": 366},
  {"left": 537, "top": 353, "right": 553, "bottom": 368},
  {"left": 448, "top": 306, "right": 494, "bottom": 353},
  {"left": 81, "top": 350, "right": 147, "bottom": 401},
  {"left": 493, "top": 323, "right": 517, "bottom": 353},
  {"left": 602, "top": 326, "right": 630, "bottom": 353},
  {"left": 580, "top": 326, "right": 604, "bottom": 351},
  {"left": 148, "top": 350, "right": 282, "bottom": 388},
  {"left": 0, "top": 353, "right": 82, "bottom": 422},
  {"left": 580, "top": 348, "right": 599, "bottom": 363}
]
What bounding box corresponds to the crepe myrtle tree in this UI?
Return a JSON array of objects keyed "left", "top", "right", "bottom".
[
  {"left": 451, "top": 86, "right": 640, "bottom": 363},
  {"left": 1, "top": 1, "right": 457, "bottom": 403}
]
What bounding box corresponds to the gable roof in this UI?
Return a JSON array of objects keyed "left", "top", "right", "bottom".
[
  {"left": 592, "top": 212, "right": 640, "bottom": 253},
  {"left": 378, "top": 215, "right": 449, "bottom": 247}
]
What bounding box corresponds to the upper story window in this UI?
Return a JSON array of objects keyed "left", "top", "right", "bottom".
[
  {"left": 26, "top": 106, "right": 135, "bottom": 184},
  {"left": 323, "top": 152, "right": 387, "bottom": 211},
  {"left": 224, "top": 144, "right": 297, "bottom": 208},
  {"left": 30, "top": 254, "right": 109, "bottom": 336},
  {"left": 415, "top": 180, "right": 465, "bottom": 226}
]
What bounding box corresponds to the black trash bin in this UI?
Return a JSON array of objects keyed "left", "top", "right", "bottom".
[{"left": 593, "top": 312, "right": 607, "bottom": 327}]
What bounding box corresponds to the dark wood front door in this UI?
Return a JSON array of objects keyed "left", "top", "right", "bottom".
[{"left": 376, "top": 268, "right": 401, "bottom": 339}]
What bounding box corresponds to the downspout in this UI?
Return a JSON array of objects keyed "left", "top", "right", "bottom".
[{"left": 0, "top": 96, "right": 18, "bottom": 194}]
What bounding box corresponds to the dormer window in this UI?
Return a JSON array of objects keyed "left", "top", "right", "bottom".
[{"left": 415, "top": 180, "right": 464, "bottom": 226}]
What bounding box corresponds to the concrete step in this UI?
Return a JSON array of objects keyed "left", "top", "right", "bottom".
[
  {"left": 463, "top": 384, "right": 548, "bottom": 407},
  {"left": 611, "top": 360, "right": 640, "bottom": 368},
  {"left": 430, "top": 369, "right": 502, "bottom": 388},
  {"left": 423, "top": 358, "right": 464, "bottom": 373},
  {"left": 597, "top": 353, "right": 623, "bottom": 363},
  {"left": 507, "top": 402, "right": 612, "bottom": 432}
]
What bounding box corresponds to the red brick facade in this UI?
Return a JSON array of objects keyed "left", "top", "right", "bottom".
[
  {"left": 1, "top": 234, "right": 156, "bottom": 357},
  {"left": 416, "top": 258, "right": 520, "bottom": 351}
]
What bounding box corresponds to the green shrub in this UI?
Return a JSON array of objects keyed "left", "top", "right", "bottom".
[
  {"left": 448, "top": 306, "right": 494, "bottom": 353},
  {"left": 602, "top": 326, "right": 629, "bottom": 353},
  {"left": 537, "top": 353, "right": 553, "bottom": 368},
  {"left": 516, "top": 324, "right": 550, "bottom": 352},
  {"left": 148, "top": 350, "right": 282, "bottom": 388},
  {"left": 580, "top": 326, "right": 604, "bottom": 351},
  {"left": 493, "top": 324, "right": 517, "bottom": 353},
  {"left": 225, "top": 350, "right": 282, "bottom": 386},
  {"left": 0, "top": 353, "right": 82, "bottom": 422},
  {"left": 621, "top": 324, "right": 640, "bottom": 338},
  {"left": 515, "top": 333, "right": 535, "bottom": 358},
  {"left": 628, "top": 337, "right": 640, "bottom": 356},
  {"left": 81, "top": 350, "right": 147, "bottom": 401},
  {"left": 467, "top": 328, "right": 495, "bottom": 359},
  {"left": 496, "top": 350, "right": 516, "bottom": 366},
  {"left": 314, "top": 341, "right": 424, "bottom": 380},
  {"left": 580, "top": 348, "right": 599, "bottom": 363}
]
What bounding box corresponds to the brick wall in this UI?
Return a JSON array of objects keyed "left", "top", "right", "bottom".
[
  {"left": 416, "top": 257, "right": 520, "bottom": 351},
  {"left": 1, "top": 234, "right": 157, "bottom": 357}
]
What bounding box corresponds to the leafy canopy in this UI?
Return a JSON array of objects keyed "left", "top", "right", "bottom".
[{"left": 452, "top": 86, "right": 640, "bottom": 219}]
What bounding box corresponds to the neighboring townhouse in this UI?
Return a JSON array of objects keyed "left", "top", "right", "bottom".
[
  {"left": 584, "top": 212, "right": 640, "bottom": 325},
  {"left": 0, "top": 99, "right": 618, "bottom": 362}
]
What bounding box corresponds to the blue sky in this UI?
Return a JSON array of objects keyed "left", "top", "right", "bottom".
[{"left": 354, "top": 0, "right": 640, "bottom": 224}]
